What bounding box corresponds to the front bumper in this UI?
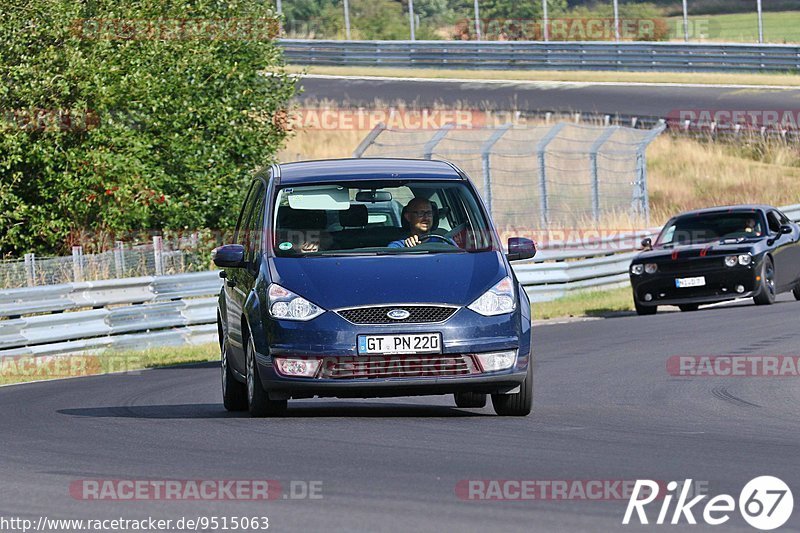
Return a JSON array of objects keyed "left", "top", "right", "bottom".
[
  {"left": 630, "top": 264, "right": 758, "bottom": 306},
  {"left": 255, "top": 306, "right": 530, "bottom": 399}
]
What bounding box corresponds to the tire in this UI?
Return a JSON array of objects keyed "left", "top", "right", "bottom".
[
  {"left": 793, "top": 284, "right": 800, "bottom": 301},
  {"left": 753, "top": 256, "right": 776, "bottom": 306},
  {"left": 678, "top": 304, "right": 699, "bottom": 312},
  {"left": 491, "top": 362, "right": 532, "bottom": 417},
  {"left": 454, "top": 392, "right": 487, "bottom": 408},
  {"left": 246, "top": 336, "right": 287, "bottom": 418},
  {"left": 634, "top": 299, "right": 657, "bottom": 315},
  {"left": 221, "top": 331, "right": 247, "bottom": 411}
]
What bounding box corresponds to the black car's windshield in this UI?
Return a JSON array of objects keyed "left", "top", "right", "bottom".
[
  {"left": 656, "top": 212, "right": 764, "bottom": 247},
  {"left": 272, "top": 180, "right": 498, "bottom": 256}
]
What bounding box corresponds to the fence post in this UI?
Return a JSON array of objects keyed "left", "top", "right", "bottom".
[
  {"left": 24, "top": 253, "right": 36, "bottom": 287},
  {"left": 114, "top": 241, "right": 126, "bottom": 278},
  {"left": 633, "top": 122, "right": 667, "bottom": 225},
  {"left": 479, "top": 123, "right": 513, "bottom": 216},
  {"left": 72, "top": 246, "right": 84, "bottom": 282},
  {"left": 535, "top": 122, "right": 566, "bottom": 228},
  {"left": 588, "top": 126, "right": 619, "bottom": 224},
  {"left": 352, "top": 122, "right": 387, "bottom": 158},
  {"left": 422, "top": 123, "right": 454, "bottom": 160},
  {"left": 153, "top": 236, "right": 164, "bottom": 276}
]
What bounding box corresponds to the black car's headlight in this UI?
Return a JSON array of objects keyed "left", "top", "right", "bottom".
[
  {"left": 268, "top": 284, "right": 325, "bottom": 321},
  {"left": 631, "top": 264, "right": 644, "bottom": 275},
  {"left": 644, "top": 263, "right": 658, "bottom": 274},
  {"left": 725, "top": 254, "right": 751, "bottom": 267},
  {"left": 468, "top": 276, "right": 516, "bottom": 316}
]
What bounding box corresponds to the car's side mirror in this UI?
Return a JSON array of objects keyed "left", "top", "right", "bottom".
[
  {"left": 780, "top": 225, "right": 793, "bottom": 235},
  {"left": 641, "top": 237, "right": 653, "bottom": 250},
  {"left": 212, "top": 244, "right": 245, "bottom": 268},
  {"left": 506, "top": 237, "right": 536, "bottom": 262}
]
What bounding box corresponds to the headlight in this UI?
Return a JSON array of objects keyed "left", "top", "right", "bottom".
[
  {"left": 631, "top": 264, "right": 644, "bottom": 275},
  {"left": 473, "top": 350, "right": 516, "bottom": 372},
  {"left": 268, "top": 284, "right": 324, "bottom": 321},
  {"left": 738, "top": 254, "right": 752, "bottom": 266},
  {"left": 644, "top": 263, "right": 658, "bottom": 274},
  {"left": 724, "top": 256, "right": 738, "bottom": 267},
  {"left": 468, "top": 276, "right": 516, "bottom": 316}
]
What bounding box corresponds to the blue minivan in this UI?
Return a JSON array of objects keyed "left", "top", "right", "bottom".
[{"left": 213, "top": 158, "right": 536, "bottom": 416}]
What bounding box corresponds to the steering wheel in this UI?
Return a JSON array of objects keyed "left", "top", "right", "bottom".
[{"left": 419, "top": 233, "right": 459, "bottom": 247}]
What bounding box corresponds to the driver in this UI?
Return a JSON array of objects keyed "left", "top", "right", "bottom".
[{"left": 388, "top": 197, "right": 437, "bottom": 248}]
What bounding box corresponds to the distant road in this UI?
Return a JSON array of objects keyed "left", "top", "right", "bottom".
[{"left": 295, "top": 75, "right": 800, "bottom": 119}]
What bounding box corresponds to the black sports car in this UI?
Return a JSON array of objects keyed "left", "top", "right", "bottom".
[{"left": 629, "top": 205, "right": 800, "bottom": 315}]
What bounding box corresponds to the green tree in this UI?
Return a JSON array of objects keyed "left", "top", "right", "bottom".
[{"left": 0, "top": 0, "right": 294, "bottom": 255}]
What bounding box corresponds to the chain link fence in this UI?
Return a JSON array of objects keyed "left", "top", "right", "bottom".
[
  {"left": 1, "top": 237, "right": 212, "bottom": 289},
  {"left": 354, "top": 121, "right": 665, "bottom": 233}
]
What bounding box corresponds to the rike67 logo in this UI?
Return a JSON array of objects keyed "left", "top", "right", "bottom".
[{"left": 623, "top": 476, "right": 793, "bottom": 530}]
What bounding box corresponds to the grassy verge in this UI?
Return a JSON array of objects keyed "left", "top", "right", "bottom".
[
  {"left": 0, "top": 343, "right": 219, "bottom": 386},
  {"left": 288, "top": 65, "right": 800, "bottom": 87},
  {"left": 532, "top": 287, "right": 634, "bottom": 320}
]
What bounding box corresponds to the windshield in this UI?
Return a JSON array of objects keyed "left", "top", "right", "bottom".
[
  {"left": 271, "top": 180, "right": 498, "bottom": 256},
  {"left": 656, "top": 211, "right": 765, "bottom": 247}
]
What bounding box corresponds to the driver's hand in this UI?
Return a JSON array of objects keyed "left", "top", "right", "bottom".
[
  {"left": 301, "top": 241, "right": 320, "bottom": 252},
  {"left": 403, "top": 235, "right": 420, "bottom": 247}
]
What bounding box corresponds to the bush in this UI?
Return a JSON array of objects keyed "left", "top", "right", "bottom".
[{"left": 0, "top": 0, "right": 295, "bottom": 256}]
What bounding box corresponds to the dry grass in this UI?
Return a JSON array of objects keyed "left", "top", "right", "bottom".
[
  {"left": 288, "top": 65, "right": 800, "bottom": 87},
  {"left": 279, "top": 126, "right": 800, "bottom": 229}
]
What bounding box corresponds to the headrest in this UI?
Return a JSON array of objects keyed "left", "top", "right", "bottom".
[
  {"left": 401, "top": 201, "right": 439, "bottom": 230},
  {"left": 339, "top": 204, "right": 368, "bottom": 227},
  {"left": 277, "top": 207, "right": 327, "bottom": 230}
]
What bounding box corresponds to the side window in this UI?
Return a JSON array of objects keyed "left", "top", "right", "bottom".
[
  {"left": 767, "top": 211, "right": 782, "bottom": 234},
  {"left": 246, "top": 184, "right": 266, "bottom": 257},
  {"left": 233, "top": 181, "right": 256, "bottom": 246},
  {"left": 778, "top": 210, "right": 791, "bottom": 225}
]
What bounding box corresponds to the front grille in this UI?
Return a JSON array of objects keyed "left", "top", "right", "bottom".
[
  {"left": 657, "top": 258, "right": 724, "bottom": 274},
  {"left": 337, "top": 305, "right": 457, "bottom": 324},
  {"left": 319, "top": 355, "right": 474, "bottom": 379}
]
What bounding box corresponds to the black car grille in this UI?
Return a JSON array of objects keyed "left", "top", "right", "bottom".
[
  {"left": 337, "top": 305, "right": 457, "bottom": 324},
  {"left": 320, "top": 355, "right": 473, "bottom": 379},
  {"left": 656, "top": 258, "right": 725, "bottom": 274}
]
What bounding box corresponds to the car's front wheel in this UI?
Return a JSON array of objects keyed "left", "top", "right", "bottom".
[
  {"left": 491, "top": 363, "right": 532, "bottom": 416},
  {"left": 221, "top": 333, "right": 247, "bottom": 412},
  {"left": 753, "top": 256, "right": 776, "bottom": 305},
  {"left": 793, "top": 283, "right": 800, "bottom": 301},
  {"left": 454, "top": 392, "right": 486, "bottom": 408},
  {"left": 246, "top": 336, "right": 287, "bottom": 418}
]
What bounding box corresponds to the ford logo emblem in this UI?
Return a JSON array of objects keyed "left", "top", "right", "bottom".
[{"left": 387, "top": 309, "right": 410, "bottom": 320}]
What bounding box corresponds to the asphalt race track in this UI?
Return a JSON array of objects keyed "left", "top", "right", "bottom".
[
  {"left": 295, "top": 75, "right": 800, "bottom": 120},
  {"left": 2, "top": 295, "right": 800, "bottom": 532}
]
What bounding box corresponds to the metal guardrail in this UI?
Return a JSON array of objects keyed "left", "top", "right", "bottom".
[
  {"left": 2, "top": 202, "right": 799, "bottom": 356},
  {"left": 280, "top": 39, "right": 800, "bottom": 73}
]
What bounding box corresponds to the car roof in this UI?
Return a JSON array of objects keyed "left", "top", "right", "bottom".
[
  {"left": 672, "top": 204, "right": 776, "bottom": 219},
  {"left": 276, "top": 158, "right": 463, "bottom": 185}
]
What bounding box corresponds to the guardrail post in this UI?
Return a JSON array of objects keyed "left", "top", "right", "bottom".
[
  {"left": 153, "top": 236, "right": 164, "bottom": 276},
  {"left": 114, "top": 241, "right": 126, "bottom": 278},
  {"left": 24, "top": 253, "right": 36, "bottom": 287},
  {"left": 72, "top": 246, "right": 84, "bottom": 282},
  {"left": 588, "top": 126, "right": 619, "bottom": 224},
  {"left": 479, "top": 123, "right": 513, "bottom": 216},
  {"left": 535, "top": 122, "right": 566, "bottom": 228},
  {"left": 352, "top": 122, "right": 386, "bottom": 158},
  {"left": 422, "top": 123, "right": 454, "bottom": 160}
]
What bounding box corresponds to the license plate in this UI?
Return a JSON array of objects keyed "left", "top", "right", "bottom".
[
  {"left": 675, "top": 276, "right": 706, "bottom": 288},
  {"left": 357, "top": 333, "right": 441, "bottom": 355}
]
